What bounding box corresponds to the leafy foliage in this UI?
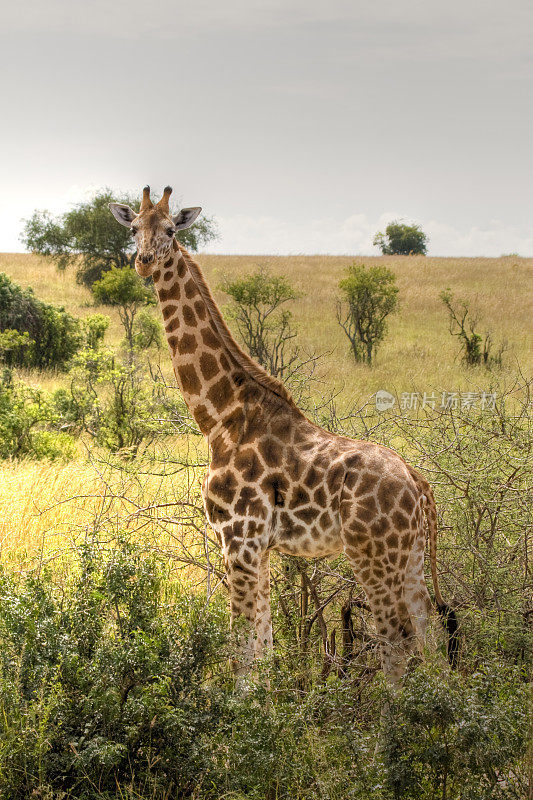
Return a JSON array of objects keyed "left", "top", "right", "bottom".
[
  {"left": 83, "top": 313, "right": 110, "bottom": 351},
  {"left": 92, "top": 266, "right": 155, "bottom": 352},
  {"left": 0, "top": 543, "right": 230, "bottom": 800},
  {"left": 336, "top": 263, "right": 399, "bottom": 363},
  {"left": 381, "top": 662, "right": 528, "bottom": 799},
  {"left": 51, "top": 346, "right": 183, "bottom": 456},
  {"left": 374, "top": 220, "right": 428, "bottom": 255},
  {"left": 0, "top": 544, "right": 528, "bottom": 800},
  {"left": 0, "top": 368, "right": 74, "bottom": 460},
  {"left": 21, "top": 188, "right": 218, "bottom": 287},
  {"left": 0, "top": 329, "right": 32, "bottom": 365},
  {"left": 221, "top": 267, "right": 301, "bottom": 378},
  {"left": 0, "top": 272, "right": 83, "bottom": 370},
  {"left": 132, "top": 308, "right": 163, "bottom": 350}
]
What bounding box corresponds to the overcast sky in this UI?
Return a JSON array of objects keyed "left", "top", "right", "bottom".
[{"left": 1, "top": 0, "right": 532, "bottom": 255}]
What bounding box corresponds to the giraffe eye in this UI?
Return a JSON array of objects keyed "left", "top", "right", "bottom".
[
  {"left": 166, "top": 228, "right": 175, "bottom": 237},
  {"left": 131, "top": 228, "right": 138, "bottom": 236}
]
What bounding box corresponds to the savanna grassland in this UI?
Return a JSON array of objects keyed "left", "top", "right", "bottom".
[
  {"left": 0, "top": 250, "right": 531, "bottom": 800},
  {"left": 1, "top": 250, "right": 530, "bottom": 563},
  {"left": 2, "top": 251, "right": 532, "bottom": 399}
]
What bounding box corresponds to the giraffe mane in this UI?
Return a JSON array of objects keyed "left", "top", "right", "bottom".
[{"left": 176, "top": 243, "right": 299, "bottom": 409}]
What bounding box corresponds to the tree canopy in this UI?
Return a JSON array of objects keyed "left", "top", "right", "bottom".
[
  {"left": 373, "top": 220, "right": 428, "bottom": 255},
  {"left": 21, "top": 189, "right": 218, "bottom": 287}
]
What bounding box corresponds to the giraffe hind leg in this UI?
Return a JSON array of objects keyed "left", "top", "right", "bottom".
[
  {"left": 340, "top": 500, "right": 419, "bottom": 683},
  {"left": 404, "top": 526, "right": 432, "bottom": 652}
]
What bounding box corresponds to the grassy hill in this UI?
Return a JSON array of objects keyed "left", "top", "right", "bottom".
[{"left": 0, "top": 251, "right": 531, "bottom": 406}]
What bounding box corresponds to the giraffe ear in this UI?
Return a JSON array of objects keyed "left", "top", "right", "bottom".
[
  {"left": 172, "top": 207, "right": 202, "bottom": 230},
  {"left": 108, "top": 203, "right": 137, "bottom": 227}
]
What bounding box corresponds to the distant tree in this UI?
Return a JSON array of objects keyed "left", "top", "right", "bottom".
[
  {"left": 220, "top": 267, "right": 301, "bottom": 379},
  {"left": 336, "top": 263, "right": 399, "bottom": 364},
  {"left": 92, "top": 267, "right": 155, "bottom": 353},
  {"left": 373, "top": 220, "right": 428, "bottom": 255},
  {"left": 21, "top": 189, "right": 218, "bottom": 288}
]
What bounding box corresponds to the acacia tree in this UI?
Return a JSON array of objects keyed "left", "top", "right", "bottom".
[
  {"left": 21, "top": 189, "right": 218, "bottom": 287},
  {"left": 373, "top": 220, "right": 428, "bottom": 255},
  {"left": 220, "top": 267, "right": 300, "bottom": 379},
  {"left": 336, "top": 263, "right": 399, "bottom": 364}
]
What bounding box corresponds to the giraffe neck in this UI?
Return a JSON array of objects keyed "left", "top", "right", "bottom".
[
  {"left": 153, "top": 241, "right": 300, "bottom": 444},
  {"left": 152, "top": 241, "right": 237, "bottom": 436}
]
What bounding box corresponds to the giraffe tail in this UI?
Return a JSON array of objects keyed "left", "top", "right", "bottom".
[{"left": 423, "top": 482, "right": 460, "bottom": 667}]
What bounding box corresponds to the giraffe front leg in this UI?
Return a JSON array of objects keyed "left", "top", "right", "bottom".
[{"left": 223, "top": 533, "right": 262, "bottom": 683}]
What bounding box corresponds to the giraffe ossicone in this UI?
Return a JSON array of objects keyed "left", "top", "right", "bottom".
[{"left": 109, "top": 186, "right": 458, "bottom": 683}]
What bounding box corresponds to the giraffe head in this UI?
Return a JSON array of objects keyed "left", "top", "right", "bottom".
[{"left": 109, "top": 186, "right": 202, "bottom": 277}]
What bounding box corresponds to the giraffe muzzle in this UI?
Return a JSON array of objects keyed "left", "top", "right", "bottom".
[{"left": 139, "top": 253, "right": 154, "bottom": 265}]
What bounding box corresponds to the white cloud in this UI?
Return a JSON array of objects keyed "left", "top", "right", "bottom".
[
  {"left": 425, "top": 219, "right": 533, "bottom": 257},
  {"left": 2, "top": 198, "right": 531, "bottom": 257},
  {"left": 205, "top": 213, "right": 533, "bottom": 257}
]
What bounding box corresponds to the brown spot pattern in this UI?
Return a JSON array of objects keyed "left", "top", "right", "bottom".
[
  {"left": 177, "top": 364, "right": 201, "bottom": 395},
  {"left": 199, "top": 352, "right": 219, "bottom": 380}
]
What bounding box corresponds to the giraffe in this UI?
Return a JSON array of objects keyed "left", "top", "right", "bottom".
[{"left": 109, "top": 186, "right": 458, "bottom": 683}]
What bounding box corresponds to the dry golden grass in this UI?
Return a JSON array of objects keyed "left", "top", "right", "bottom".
[
  {"left": 202, "top": 253, "right": 533, "bottom": 401},
  {"left": 0, "top": 460, "right": 106, "bottom": 570},
  {"left": 0, "top": 454, "right": 209, "bottom": 575},
  {"left": 1, "top": 251, "right": 531, "bottom": 403}
]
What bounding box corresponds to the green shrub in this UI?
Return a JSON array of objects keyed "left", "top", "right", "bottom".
[
  {"left": 51, "top": 346, "right": 189, "bottom": 455},
  {"left": 381, "top": 661, "right": 529, "bottom": 799},
  {"left": 83, "top": 313, "right": 110, "bottom": 350},
  {"left": 0, "top": 543, "right": 229, "bottom": 800},
  {"left": 0, "top": 542, "right": 528, "bottom": 800},
  {"left": 0, "top": 368, "right": 74, "bottom": 460},
  {"left": 92, "top": 266, "right": 155, "bottom": 353},
  {"left": 0, "top": 272, "right": 83, "bottom": 370},
  {"left": 440, "top": 288, "right": 507, "bottom": 367},
  {"left": 0, "top": 328, "right": 33, "bottom": 364},
  {"left": 220, "top": 267, "right": 301, "bottom": 378},
  {"left": 132, "top": 308, "right": 163, "bottom": 350}
]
